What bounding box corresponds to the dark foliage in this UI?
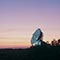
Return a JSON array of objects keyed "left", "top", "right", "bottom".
[{"left": 0, "top": 45, "right": 60, "bottom": 60}]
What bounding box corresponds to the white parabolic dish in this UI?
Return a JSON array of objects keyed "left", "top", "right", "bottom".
[{"left": 31, "top": 28, "right": 42, "bottom": 45}]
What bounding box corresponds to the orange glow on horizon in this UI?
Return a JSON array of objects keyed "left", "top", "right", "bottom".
[{"left": 0, "top": 37, "right": 31, "bottom": 48}]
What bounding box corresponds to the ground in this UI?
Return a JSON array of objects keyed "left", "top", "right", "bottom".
[{"left": 0, "top": 46, "right": 60, "bottom": 60}]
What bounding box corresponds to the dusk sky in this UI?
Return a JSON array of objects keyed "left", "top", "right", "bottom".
[{"left": 0, "top": 0, "right": 60, "bottom": 48}]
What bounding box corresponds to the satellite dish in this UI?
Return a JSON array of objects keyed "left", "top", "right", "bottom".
[{"left": 31, "top": 28, "right": 42, "bottom": 46}]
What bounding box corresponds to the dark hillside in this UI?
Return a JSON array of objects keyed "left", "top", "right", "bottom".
[{"left": 0, "top": 46, "right": 60, "bottom": 60}]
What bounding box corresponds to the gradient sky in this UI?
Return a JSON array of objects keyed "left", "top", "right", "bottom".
[{"left": 0, "top": 0, "right": 60, "bottom": 48}]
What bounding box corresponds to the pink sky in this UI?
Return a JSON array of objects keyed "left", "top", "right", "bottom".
[{"left": 0, "top": 0, "right": 60, "bottom": 48}]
